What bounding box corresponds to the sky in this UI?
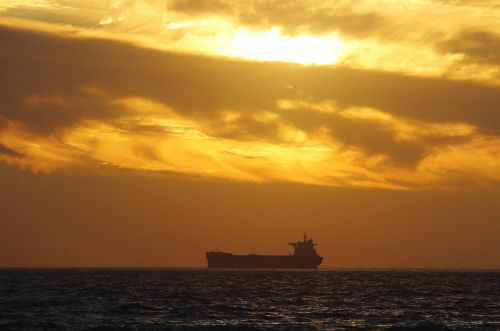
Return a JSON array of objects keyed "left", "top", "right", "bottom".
[{"left": 1, "top": 0, "right": 500, "bottom": 268}]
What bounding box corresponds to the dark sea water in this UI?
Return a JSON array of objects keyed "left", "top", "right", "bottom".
[{"left": 0, "top": 269, "right": 499, "bottom": 330}]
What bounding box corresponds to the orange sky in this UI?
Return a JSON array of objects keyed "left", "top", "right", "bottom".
[{"left": 1, "top": 0, "right": 500, "bottom": 268}]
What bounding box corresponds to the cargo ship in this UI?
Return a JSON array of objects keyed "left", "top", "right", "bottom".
[{"left": 206, "top": 234, "right": 323, "bottom": 269}]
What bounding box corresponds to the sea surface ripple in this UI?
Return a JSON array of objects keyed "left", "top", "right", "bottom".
[{"left": 0, "top": 269, "right": 499, "bottom": 330}]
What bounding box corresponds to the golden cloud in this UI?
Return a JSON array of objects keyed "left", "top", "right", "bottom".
[{"left": 1, "top": 24, "right": 500, "bottom": 190}]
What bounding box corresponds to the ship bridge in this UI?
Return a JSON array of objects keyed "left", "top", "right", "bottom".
[{"left": 288, "top": 234, "right": 320, "bottom": 257}]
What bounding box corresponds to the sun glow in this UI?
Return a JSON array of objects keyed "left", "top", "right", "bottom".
[{"left": 226, "top": 28, "right": 344, "bottom": 65}]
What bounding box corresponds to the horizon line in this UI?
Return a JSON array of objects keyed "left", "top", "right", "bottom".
[{"left": 1, "top": 266, "right": 499, "bottom": 271}]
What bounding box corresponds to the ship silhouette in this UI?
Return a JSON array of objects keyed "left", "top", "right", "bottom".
[{"left": 206, "top": 234, "right": 323, "bottom": 269}]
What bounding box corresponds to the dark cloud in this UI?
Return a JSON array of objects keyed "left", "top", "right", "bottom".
[
  {"left": 288, "top": 67, "right": 500, "bottom": 135},
  {"left": 236, "top": 1, "right": 384, "bottom": 38},
  {"left": 206, "top": 115, "right": 281, "bottom": 142},
  {"left": 1, "top": 7, "right": 103, "bottom": 28},
  {"left": 432, "top": 0, "right": 500, "bottom": 7},
  {"left": 168, "top": 0, "right": 386, "bottom": 38},
  {"left": 168, "top": 0, "right": 231, "bottom": 14},
  {"left": 6, "top": 92, "right": 124, "bottom": 134},
  {"left": 282, "top": 109, "right": 473, "bottom": 167},
  {"left": 290, "top": 111, "right": 426, "bottom": 166},
  {"left": 0, "top": 24, "right": 295, "bottom": 133},
  {"left": 438, "top": 30, "right": 500, "bottom": 65},
  {"left": 1, "top": 24, "right": 500, "bottom": 166},
  {"left": 0, "top": 144, "right": 24, "bottom": 158}
]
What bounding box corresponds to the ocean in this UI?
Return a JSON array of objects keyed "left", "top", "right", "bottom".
[{"left": 0, "top": 269, "right": 499, "bottom": 330}]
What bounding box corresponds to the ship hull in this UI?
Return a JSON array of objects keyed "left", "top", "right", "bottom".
[{"left": 206, "top": 252, "right": 322, "bottom": 269}]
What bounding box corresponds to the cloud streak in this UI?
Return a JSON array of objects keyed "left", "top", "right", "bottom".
[
  {"left": 439, "top": 29, "right": 500, "bottom": 66},
  {"left": 168, "top": 0, "right": 386, "bottom": 38},
  {"left": 1, "top": 24, "right": 500, "bottom": 189},
  {"left": 3, "top": 0, "right": 500, "bottom": 82}
]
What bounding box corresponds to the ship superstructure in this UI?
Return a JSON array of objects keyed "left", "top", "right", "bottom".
[{"left": 206, "top": 234, "right": 323, "bottom": 269}]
